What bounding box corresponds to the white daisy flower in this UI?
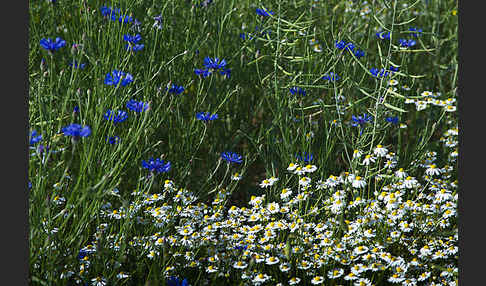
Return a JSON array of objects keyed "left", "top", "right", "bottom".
[
  {"left": 287, "top": 162, "right": 299, "bottom": 171},
  {"left": 288, "top": 277, "right": 301, "bottom": 285},
  {"left": 310, "top": 276, "right": 324, "bottom": 285},
  {"left": 231, "top": 172, "right": 242, "bottom": 181},
  {"left": 373, "top": 144, "right": 388, "bottom": 157},
  {"left": 299, "top": 177, "right": 312, "bottom": 187},
  {"left": 280, "top": 188, "right": 293, "bottom": 200},
  {"left": 352, "top": 176, "right": 367, "bottom": 188}
]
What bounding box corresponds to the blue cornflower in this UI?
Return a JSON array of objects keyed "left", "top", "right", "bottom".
[
  {"left": 153, "top": 14, "right": 163, "bottom": 30},
  {"left": 196, "top": 112, "right": 218, "bottom": 122},
  {"left": 354, "top": 49, "right": 365, "bottom": 59},
  {"left": 106, "top": 136, "right": 121, "bottom": 145},
  {"left": 104, "top": 110, "right": 128, "bottom": 124},
  {"left": 142, "top": 157, "right": 171, "bottom": 174},
  {"left": 203, "top": 57, "right": 227, "bottom": 70},
  {"left": 73, "top": 106, "right": 80, "bottom": 113},
  {"left": 351, "top": 113, "right": 373, "bottom": 128},
  {"left": 61, "top": 124, "right": 91, "bottom": 138},
  {"left": 289, "top": 87, "right": 306, "bottom": 96},
  {"left": 40, "top": 37, "right": 66, "bottom": 52},
  {"left": 398, "top": 39, "right": 416, "bottom": 48},
  {"left": 221, "top": 151, "right": 243, "bottom": 164},
  {"left": 104, "top": 70, "right": 134, "bottom": 87},
  {"left": 376, "top": 31, "right": 391, "bottom": 40},
  {"left": 220, "top": 67, "right": 231, "bottom": 79},
  {"left": 126, "top": 99, "right": 149, "bottom": 112},
  {"left": 194, "top": 68, "right": 212, "bottom": 78},
  {"left": 295, "top": 152, "right": 314, "bottom": 163},
  {"left": 123, "top": 34, "right": 142, "bottom": 44},
  {"left": 126, "top": 43, "right": 144, "bottom": 52},
  {"left": 28, "top": 181, "right": 32, "bottom": 190},
  {"left": 101, "top": 6, "right": 132, "bottom": 24},
  {"left": 100, "top": 6, "right": 113, "bottom": 17},
  {"left": 69, "top": 60, "right": 86, "bottom": 69},
  {"left": 167, "top": 84, "right": 185, "bottom": 95},
  {"left": 29, "top": 130, "right": 42, "bottom": 145},
  {"left": 408, "top": 27, "right": 423, "bottom": 38},
  {"left": 256, "top": 8, "right": 274, "bottom": 16},
  {"left": 116, "top": 13, "right": 133, "bottom": 24},
  {"left": 167, "top": 276, "right": 189, "bottom": 286},
  {"left": 389, "top": 66, "right": 399, "bottom": 72},
  {"left": 123, "top": 34, "right": 144, "bottom": 52},
  {"left": 345, "top": 42, "right": 355, "bottom": 52},
  {"left": 335, "top": 40, "right": 347, "bottom": 50},
  {"left": 322, "top": 72, "right": 340, "bottom": 81},
  {"left": 370, "top": 68, "right": 390, "bottom": 78},
  {"left": 385, "top": 116, "right": 399, "bottom": 125}
]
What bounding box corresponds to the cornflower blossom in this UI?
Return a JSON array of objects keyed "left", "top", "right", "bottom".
[
  {"left": 295, "top": 152, "right": 313, "bottom": 163},
  {"left": 61, "top": 124, "right": 91, "bottom": 138},
  {"left": 408, "top": 27, "right": 423, "bottom": 38},
  {"left": 123, "top": 34, "right": 144, "bottom": 52},
  {"left": 398, "top": 38, "right": 416, "bottom": 48},
  {"left": 167, "top": 84, "right": 185, "bottom": 95},
  {"left": 126, "top": 99, "right": 149, "bottom": 112},
  {"left": 194, "top": 68, "right": 212, "bottom": 78},
  {"left": 322, "top": 72, "right": 340, "bottom": 81},
  {"left": 335, "top": 40, "right": 347, "bottom": 49},
  {"left": 196, "top": 112, "right": 218, "bottom": 122},
  {"left": 40, "top": 37, "right": 66, "bottom": 52},
  {"left": 386, "top": 116, "right": 399, "bottom": 125},
  {"left": 376, "top": 31, "right": 391, "bottom": 40},
  {"left": 221, "top": 151, "right": 243, "bottom": 164},
  {"left": 29, "top": 130, "right": 42, "bottom": 145},
  {"left": 203, "top": 57, "right": 227, "bottom": 70},
  {"left": 289, "top": 86, "right": 306, "bottom": 96},
  {"left": 69, "top": 60, "right": 86, "bottom": 69},
  {"left": 370, "top": 67, "right": 390, "bottom": 78},
  {"left": 142, "top": 157, "right": 171, "bottom": 174},
  {"left": 106, "top": 136, "right": 120, "bottom": 145},
  {"left": 153, "top": 15, "right": 163, "bottom": 30},
  {"left": 100, "top": 6, "right": 132, "bottom": 24},
  {"left": 104, "top": 70, "right": 133, "bottom": 87},
  {"left": 104, "top": 110, "right": 128, "bottom": 124},
  {"left": 351, "top": 113, "right": 372, "bottom": 135},
  {"left": 354, "top": 49, "right": 365, "bottom": 59},
  {"left": 256, "top": 8, "right": 274, "bottom": 16}
]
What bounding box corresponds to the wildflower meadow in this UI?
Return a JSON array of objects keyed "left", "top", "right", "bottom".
[{"left": 29, "top": 0, "right": 458, "bottom": 285}]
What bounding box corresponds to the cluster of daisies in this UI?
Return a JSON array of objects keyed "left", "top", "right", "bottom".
[{"left": 45, "top": 135, "right": 458, "bottom": 285}]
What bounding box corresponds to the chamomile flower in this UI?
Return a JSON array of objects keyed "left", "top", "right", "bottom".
[
  {"left": 362, "top": 154, "right": 376, "bottom": 166},
  {"left": 352, "top": 176, "right": 367, "bottom": 188},
  {"left": 303, "top": 164, "right": 318, "bottom": 173},
  {"left": 299, "top": 177, "right": 312, "bottom": 187},
  {"left": 310, "top": 276, "right": 324, "bottom": 285},
  {"left": 206, "top": 265, "right": 218, "bottom": 273},
  {"left": 252, "top": 273, "right": 270, "bottom": 283},
  {"left": 280, "top": 188, "right": 293, "bottom": 200},
  {"left": 91, "top": 276, "right": 107, "bottom": 286},
  {"left": 287, "top": 162, "right": 299, "bottom": 171},
  {"left": 288, "top": 277, "right": 301, "bottom": 285},
  {"left": 231, "top": 172, "right": 242, "bottom": 181},
  {"left": 373, "top": 145, "right": 388, "bottom": 157},
  {"left": 233, "top": 261, "right": 248, "bottom": 269},
  {"left": 260, "top": 179, "right": 274, "bottom": 188}
]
